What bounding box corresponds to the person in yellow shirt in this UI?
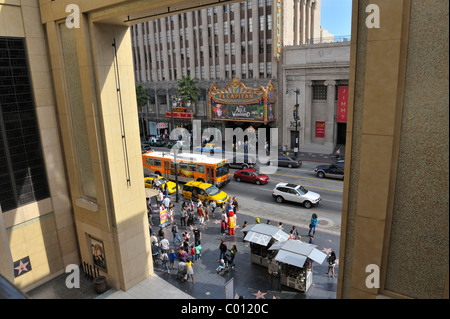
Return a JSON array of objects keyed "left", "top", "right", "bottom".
[{"left": 184, "top": 257, "right": 195, "bottom": 284}]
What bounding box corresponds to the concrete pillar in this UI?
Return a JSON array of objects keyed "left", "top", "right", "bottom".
[
  {"left": 136, "top": 23, "right": 146, "bottom": 82},
  {"left": 304, "top": 81, "right": 313, "bottom": 144},
  {"left": 174, "top": 15, "right": 182, "bottom": 80},
  {"left": 301, "top": 0, "right": 306, "bottom": 44},
  {"left": 324, "top": 80, "right": 336, "bottom": 146}
]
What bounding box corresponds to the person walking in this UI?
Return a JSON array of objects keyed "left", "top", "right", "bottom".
[
  {"left": 308, "top": 213, "right": 318, "bottom": 236},
  {"left": 180, "top": 206, "right": 187, "bottom": 227},
  {"left": 220, "top": 219, "right": 227, "bottom": 235},
  {"left": 308, "top": 234, "right": 315, "bottom": 245},
  {"left": 194, "top": 242, "right": 202, "bottom": 260},
  {"left": 326, "top": 251, "right": 337, "bottom": 278},
  {"left": 168, "top": 248, "right": 177, "bottom": 270},
  {"left": 172, "top": 222, "right": 182, "bottom": 244},
  {"left": 190, "top": 244, "right": 195, "bottom": 260},
  {"left": 197, "top": 205, "right": 205, "bottom": 225},
  {"left": 291, "top": 226, "right": 299, "bottom": 239},
  {"left": 160, "top": 249, "right": 169, "bottom": 273},
  {"left": 163, "top": 196, "right": 171, "bottom": 210},
  {"left": 160, "top": 235, "right": 170, "bottom": 252},
  {"left": 210, "top": 200, "right": 217, "bottom": 218},
  {"left": 193, "top": 226, "right": 202, "bottom": 246},
  {"left": 232, "top": 197, "right": 239, "bottom": 214},
  {"left": 219, "top": 238, "right": 227, "bottom": 261},
  {"left": 228, "top": 244, "right": 237, "bottom": 268},
  {"left": 184, "top": 257, "right": 195, "bottom": 284}
]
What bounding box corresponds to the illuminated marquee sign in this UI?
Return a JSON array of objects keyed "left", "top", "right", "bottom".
[{"left": 208, "top": 78, "right": 276, "bottom": 124}]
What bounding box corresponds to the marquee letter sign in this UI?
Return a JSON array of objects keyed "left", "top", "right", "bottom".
[{"left": 337, "top": 86, "right": 348, "bottom": 123}]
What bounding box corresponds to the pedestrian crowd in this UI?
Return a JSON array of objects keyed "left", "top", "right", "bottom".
[{"left": 147, "top": 187, "right": 338, "bottom": 284}]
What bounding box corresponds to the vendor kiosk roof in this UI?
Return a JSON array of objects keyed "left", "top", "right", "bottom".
[
  {"left": 241, "top": 224, "right": 290, "bottom": 246},
  {"left": 269, "top": 240, "right": 327, "bottom": 267}
]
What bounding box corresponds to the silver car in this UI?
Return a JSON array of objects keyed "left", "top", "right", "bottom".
[{"left": 272, "top": 183, "right": 321, "bottom": 209}]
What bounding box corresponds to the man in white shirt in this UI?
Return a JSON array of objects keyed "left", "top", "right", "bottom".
[
  {"left": 163, "top": 196, "right": 171, "bottom": 209},
  {"left": 160, "top": 236, "right": 170, "bottom": 251}
]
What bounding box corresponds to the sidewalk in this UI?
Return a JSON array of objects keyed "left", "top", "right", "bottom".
[{"left": 27, "top": 151, "right": 340, "bottom": 300}]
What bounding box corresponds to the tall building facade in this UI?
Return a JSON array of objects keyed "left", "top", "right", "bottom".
[{"left": 131, "top": 0, "right": 323, "bottom": 138}]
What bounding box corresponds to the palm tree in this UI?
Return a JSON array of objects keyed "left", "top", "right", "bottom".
[
  {"left": 177, "top": 76, "right": 200, "bottom": 111},
  {"left": 135, "top": 85, "right": 148, "bottom": 111}
]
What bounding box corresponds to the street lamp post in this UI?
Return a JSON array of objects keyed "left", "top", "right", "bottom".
[
  {"left": 170, "top": 97, "right": 179, "bottom": 203},
  {"left": 286, "top": 88, "right": 301, "bottom": 158}
]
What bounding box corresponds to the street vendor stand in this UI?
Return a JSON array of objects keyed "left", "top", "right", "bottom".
[
  {"left": 240, "top": 224, "right": 290, "bottom": 268},
  {"left": 268, "top": 240, "right": 327, "bottom": 292}
]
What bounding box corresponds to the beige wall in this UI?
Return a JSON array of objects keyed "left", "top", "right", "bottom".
[
  {"left": 337, "top": 0, "right": 449, "bottom": 299},
  {"left": 0, "top": 0, "right": 78, "bottom": 291}
]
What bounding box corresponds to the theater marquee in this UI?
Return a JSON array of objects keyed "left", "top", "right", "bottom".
[{"left": 208, "top": 78, "right": 276, "bottom": 124}]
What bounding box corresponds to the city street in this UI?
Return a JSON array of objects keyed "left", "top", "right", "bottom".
[{"left": 224, "top": 161, "right": 343, "bottom": 236}]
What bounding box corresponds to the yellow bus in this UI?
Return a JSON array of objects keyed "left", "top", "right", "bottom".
[{"left": 142, "top": 151, "right": 231, "bottom": 188}]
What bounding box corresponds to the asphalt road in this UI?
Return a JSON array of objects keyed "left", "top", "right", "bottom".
[
  {"left": 223, "top": 161, "right": 343, "bottom": 236},
  {"left": 148, "top": 146, "right": 344, "bottom": 235}
]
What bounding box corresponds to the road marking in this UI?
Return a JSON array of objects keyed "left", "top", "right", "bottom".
[
  {"left": 267, "top": 179, "right": 343, "bottom": 193},
  {"left": 270, "top": 173, "right": 344, "bottom": 184}
]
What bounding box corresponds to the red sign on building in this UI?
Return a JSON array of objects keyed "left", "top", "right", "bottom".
[
  {"left": 315, "top": 121, "right": 325, "bottom": 138},
  {"left": 337, "top": 86, "right": 349, "bottom": 123}
]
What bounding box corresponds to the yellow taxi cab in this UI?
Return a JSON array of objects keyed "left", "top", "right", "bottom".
[
  {"left": 144, "top": 174, "right": 180, "bottom": 194},
  {"left": 182, "top": 180, "right": 228, "bottom": 205}
]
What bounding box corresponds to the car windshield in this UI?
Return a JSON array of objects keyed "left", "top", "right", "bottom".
[
  {"left": 158, "top": 177, "right": 168, "bottom": 184},
  {"left": 216, "top": 163, "right": 230, "bottom": 177},
  {"left": 296, "top": 185, "right": 308, "bottom": 195},
  {"left": 205, "top": 185, "right": 220, "bottom": 196}
]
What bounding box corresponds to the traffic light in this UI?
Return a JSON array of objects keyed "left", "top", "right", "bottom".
[{"left": 293, "top": 104, "right": 299, "bottom": 121}]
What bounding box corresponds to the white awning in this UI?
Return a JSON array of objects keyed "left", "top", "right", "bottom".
[
  {"left": 244, "top": 231, "right": 272, "bottom": 246},
  {"left": 270, "top": 240, "right": 327, "bottom": 266},
  {"left": 275, "top": 250, "right": 307, "bottom": 268}
]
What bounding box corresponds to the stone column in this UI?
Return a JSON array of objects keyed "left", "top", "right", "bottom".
[
  {"left": 173, "top": 14, "right": 182, "bottom": 80},
  {"left": 137, "top": 23, "right": 146, "bottom": 82},
  {"left": 324, "top": 80, "right": 336, "bottom": 146},
  {"left": 301, "top": 0, "right": 306, "bottom": 44},
  {"left": 148, "top": 21, "right": 158, "bottom": 82},
  {"left": 304, "top": 81, "right": 313, "bottom": 144}
]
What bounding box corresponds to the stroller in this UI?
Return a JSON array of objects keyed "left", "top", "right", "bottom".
[
  {"left": 217, "top": 252, "right": 232, "bottom": 276},
  {"left": 177, "top": 261, "right": 187, "bottom": 281}
]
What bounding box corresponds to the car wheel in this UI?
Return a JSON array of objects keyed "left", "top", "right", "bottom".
[
  {"left": 317, "top": 172, "right": 325, "bottom": 178},
  {"left": 276, "top": 196, "right": 284, "bottom": 203},
  {"left": 242, "top": 164, "right": 249, "bottom": 169},
  {"left": 236, "top": 177, "right": 241, "bottom": 182},
  {"left": 256, "top": 180, "right": 261, "bottom": 185},
  {"left": 304, "top": 201, "right": 312, "bottom": 209},
  {"left": 288, "top": 164, "right": 292, "bottom": 168}
]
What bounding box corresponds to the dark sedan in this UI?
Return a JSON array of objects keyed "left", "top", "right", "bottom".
[
  {"left": 269, "top": 156, "right": 302, "bottom": 168},
  {"left": 233, "top": 168, "right": 269, "bottom": 185}
]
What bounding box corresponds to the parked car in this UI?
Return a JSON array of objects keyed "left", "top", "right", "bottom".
[
  {"left": 315, "top": 162, "right": 345, "bottom": 179},
  {"left": 182, "top": 181, "right": 228, "bottom": 205},
  {"left": 141, "top": 143, "right": 153, "bottom": 153},
  {"left": 272, "top": 183, "right": 321, "bottom": 209},
  {"left": 229, "top": 154, "right": 257, "bottom": 169},
  {"left": 233, "top": 168, "right": 269, "bottom": 185},
  {"left": 269, "top": 156, "right": 302, "bottom": 168},
  {"left": 150, "top": 137, "right": 165, "bottom": 147},
  {"left": 194, "top": 143, "right": 223, "bottom": 153},
  {"left": 144, "top": 174, "right": 180, "bottom": 194}
]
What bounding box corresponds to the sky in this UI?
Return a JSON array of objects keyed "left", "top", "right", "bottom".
[{"left": 320, "top": 0, "right": 353, "bottom": 37}]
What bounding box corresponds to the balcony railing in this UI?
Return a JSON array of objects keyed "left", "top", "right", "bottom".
[{"left": 307, "top": 35, "right": 351, "bottom": 45}]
